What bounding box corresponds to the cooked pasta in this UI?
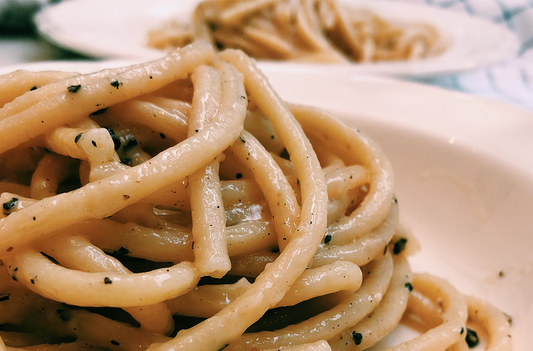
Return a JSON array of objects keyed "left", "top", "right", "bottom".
[
  {"left": 147, "top": 0, "right": 447, "bottom": 63},
  {"left": 0, "top": 42, "right": 510, "bottom": 350}
]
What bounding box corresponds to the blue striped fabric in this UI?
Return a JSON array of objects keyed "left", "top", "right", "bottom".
[{"left": 401, "top": 0, "right": 533, "bottom": 110}]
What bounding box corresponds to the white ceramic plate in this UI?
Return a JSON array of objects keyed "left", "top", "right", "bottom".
[
  {"left": 1, "top": 61, "right": 532, "bottom": 349},
  {"left": 34, "top": 0, "right": 520, "bottom": 77}
]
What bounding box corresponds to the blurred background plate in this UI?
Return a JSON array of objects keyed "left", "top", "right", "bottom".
[
  {"left": 1, "top": 60, "right": 532, "bottom": 349},
  {"left": 34, "top": 0, "right": 520, "bottom": 77}
]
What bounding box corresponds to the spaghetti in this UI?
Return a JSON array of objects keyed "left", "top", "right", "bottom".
[
  {"left": 0, "top": 42, "right": 510, "bottom": 350},
  {"left": 148, "top": 0, "right": 447, "bottom": 63}
]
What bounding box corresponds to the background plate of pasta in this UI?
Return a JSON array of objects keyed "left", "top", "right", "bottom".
[
  {"left": 0, "top": 44, "right": 532, "bottom": 350},
  {"left": 35, "top": 0, "right": 520, "bottom": 77}
]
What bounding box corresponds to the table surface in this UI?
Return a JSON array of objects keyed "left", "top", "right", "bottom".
[{"left": 0, "top": 30, "right": 85, "bottom": 67}]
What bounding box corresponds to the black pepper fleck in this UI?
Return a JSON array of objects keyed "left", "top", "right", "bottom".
[
  {"left": 110, "top": 340, "right": 120, "bottom": 346},
  {"left": 0, "top": 294, "right": 9, "bottom": 302},
  {"left": 352, "top": 331, "right": 363, "bottom": 345},
  {"left": 465, "top": 328, "right": 479, "bottom": 348},
  {"left": 393, "top": 238, "right": 407, "bottom": 255},
  {"left": 67, "top": 85, "right": 81, "bottom": 93},
  {"left": 30, "top": 86, "right": 38, "bottom": 91},
  {"left": 3, "top": 197, "right": 18, "bottom": 211},
  {"left": 104, "top": 277, "right": 113, "bottom": 284},
  {"left": 405, "top": 282, "right": 413, "bottom": 291},
  {"left": 110, "top": 80, "right": 121, "bottom": 89},
  {"left": 235, "top": 173, "right": 243, "bottom": 179},
  {"left": 74, "top": 133, "right": 83, "bottom": 143},
  {"left": 324, "top": 234, "right": 332, "bottom": 243}
]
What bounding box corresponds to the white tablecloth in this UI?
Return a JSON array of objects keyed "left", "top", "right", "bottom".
[{"left": 405, "top": 0, "right": 533, "bottom": 110}]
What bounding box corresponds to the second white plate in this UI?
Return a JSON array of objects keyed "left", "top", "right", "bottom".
[{"left": 34, "top": 0, "right": 520, "bottom": 77}]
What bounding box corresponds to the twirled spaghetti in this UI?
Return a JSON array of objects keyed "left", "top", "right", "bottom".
[
  {"left": 148, "top": 0, "right": 447, "bottom": 63},
  {"left": 0, "top": 42, "right": 510, "bottom": 350}
]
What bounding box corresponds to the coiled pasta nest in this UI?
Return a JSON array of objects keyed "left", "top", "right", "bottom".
[{"left": 0, "top": 42, "right": 509, "bottom": 350}]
